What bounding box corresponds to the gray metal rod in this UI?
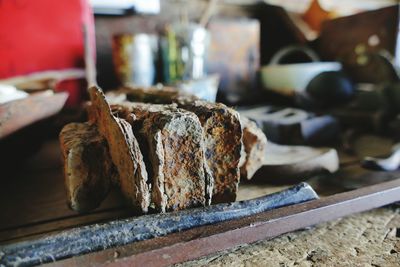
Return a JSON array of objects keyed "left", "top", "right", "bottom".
[{"left": 0, "top": 182, "right": 318, "bottom": 267}]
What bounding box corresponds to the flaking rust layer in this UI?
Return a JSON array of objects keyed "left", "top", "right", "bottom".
[
  {"left": 59, "top": 87, "right": 267, "bottom": 213},
  {"left": 106, "top": 86, "right": 198, "bottom": 105},
  {"left": 59, "top": 122, "right": 114, "bottom": 212},
  {"left": 179, "top": 100, "right": 242, "bottom": 203},
  {"left": 88, "top": 86, "right": 150, "bottom": 213},
  {"left": 109, "top": 88, "right": 243, "bottom": 203},
  {"left": 240, "top": 117, "right": 268, "bottom": 180},
  {"left": 113, "top": 102, "right": 213, "bottom": 211},
  {"left": 144, "top": 111, "right": 208, "bottom": 211}
]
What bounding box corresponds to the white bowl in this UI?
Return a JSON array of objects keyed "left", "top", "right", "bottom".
[
  {"left": 176, "top": 74, "right": 220, "bottom": 102},
  {"left": 260, "top": 62, "right": 342, "bottom": 96}
]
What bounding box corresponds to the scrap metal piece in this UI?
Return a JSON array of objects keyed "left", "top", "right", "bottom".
[
  {"left": 110, "top": 87, "right": 243, "bottom": 204},
  {"left": 179, "top": 100, "right": 242, "bottom": 203},
  {"left": 253, "top": 142, "right": 339, "bottom": 184},
  {"left": 106, "top": 86, "right": 197, "bottom": 105},
  {"left": 142, "top": 111, "right": 209, "bottom": 211},
  {"left": 240, "top": 116, "right": 268, "bottom": 180},
  {"left": 88, "top": 86, "right": 150, "bottom": 213},
  {"left": 239, "top": 106, "right": 339, "bottom": 145},
  {"left": 59, "top": 122, "right": 115, "bottom": 212},
  {"left": 112, "top": 102, "right": 214, "bottom": 210}
]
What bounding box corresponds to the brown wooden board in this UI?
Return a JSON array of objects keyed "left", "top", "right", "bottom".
[
  {"left": 0, "top": 92, "right": 68, "bottom": 140},
  {"left": 0, "top": 140, "right": 130, "bottom": 244}
]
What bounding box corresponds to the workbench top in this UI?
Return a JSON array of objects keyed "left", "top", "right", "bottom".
[
  {"left": 179, "top": 202, "right": 400, "bottom": 267},
  {"left": 1, "top": 136, "right": 399, "bottom": 266}
]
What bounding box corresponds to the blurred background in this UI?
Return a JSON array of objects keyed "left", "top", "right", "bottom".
[
  {"left": 2, "top": 0, "right": 400, "bottom": 164},
  {"left": 1, "top": 0, "right": 400, "bottom": 157}
]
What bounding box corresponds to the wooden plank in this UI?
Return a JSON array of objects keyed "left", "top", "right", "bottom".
[
  {"left": 0, "top": 92, "right": 68, "bottom": 139},
  {"left": 0, "top": 168, "right": 74, "bottom": 230},
  {"left": 0, "top": 139, "right": 128, "bottom": 244},
  {"left": 0, "top": 167, "right": 126, "bottom": 232}
]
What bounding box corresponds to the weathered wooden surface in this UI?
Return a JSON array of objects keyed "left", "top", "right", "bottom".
[
  {"left": 177, "top": 207, "right": 400, "bottom": 267},
  {"left": 0, "top": 140, "right": 129, "bottom": 244},
  {"left": 0, "top": 91, "right": 68, "bottom": 139}
]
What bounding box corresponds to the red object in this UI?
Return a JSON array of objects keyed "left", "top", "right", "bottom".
[{"left": 0, "top": 0, "right": 95, "bottom": 106}]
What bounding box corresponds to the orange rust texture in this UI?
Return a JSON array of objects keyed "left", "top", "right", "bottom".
[
  {"left": 88, "top": 87, "right": 150, "bottom": 213},
  {"left": 59, "top": 122, "right": 114, "bottom": 212},
  {"left": 185, "top": 102, "right": 242, "bottom": 204},
  {"left": 241, "top": 118, "right": 267, "bottom": 180},
  {"left": 112, "top": 103, "right": 207, "bottom": 212},
  {"left": 162, "top": 130, "right": 206, "bottom": 211},
  {"left": 98, "top": 89, "right": 243, "bottom": 205}
]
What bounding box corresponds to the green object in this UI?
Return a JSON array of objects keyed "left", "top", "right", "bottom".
[
  {"left": 162, "top": 23, "right": 210, "bottom": 84},
  {"left": 163, "top": 26, "right": 185, "bottom": 83}
]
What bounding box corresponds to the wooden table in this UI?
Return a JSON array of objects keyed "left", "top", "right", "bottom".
[
  {"left": 0, "top": 135, "right": 399, "bottom": 266},
  {"left": 177, "top": 207, "right": 400, "bottom": 266}
]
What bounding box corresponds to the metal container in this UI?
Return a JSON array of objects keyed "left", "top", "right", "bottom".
[{"left": 112, "top": 33, "right": 157, "bottom": 87}]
